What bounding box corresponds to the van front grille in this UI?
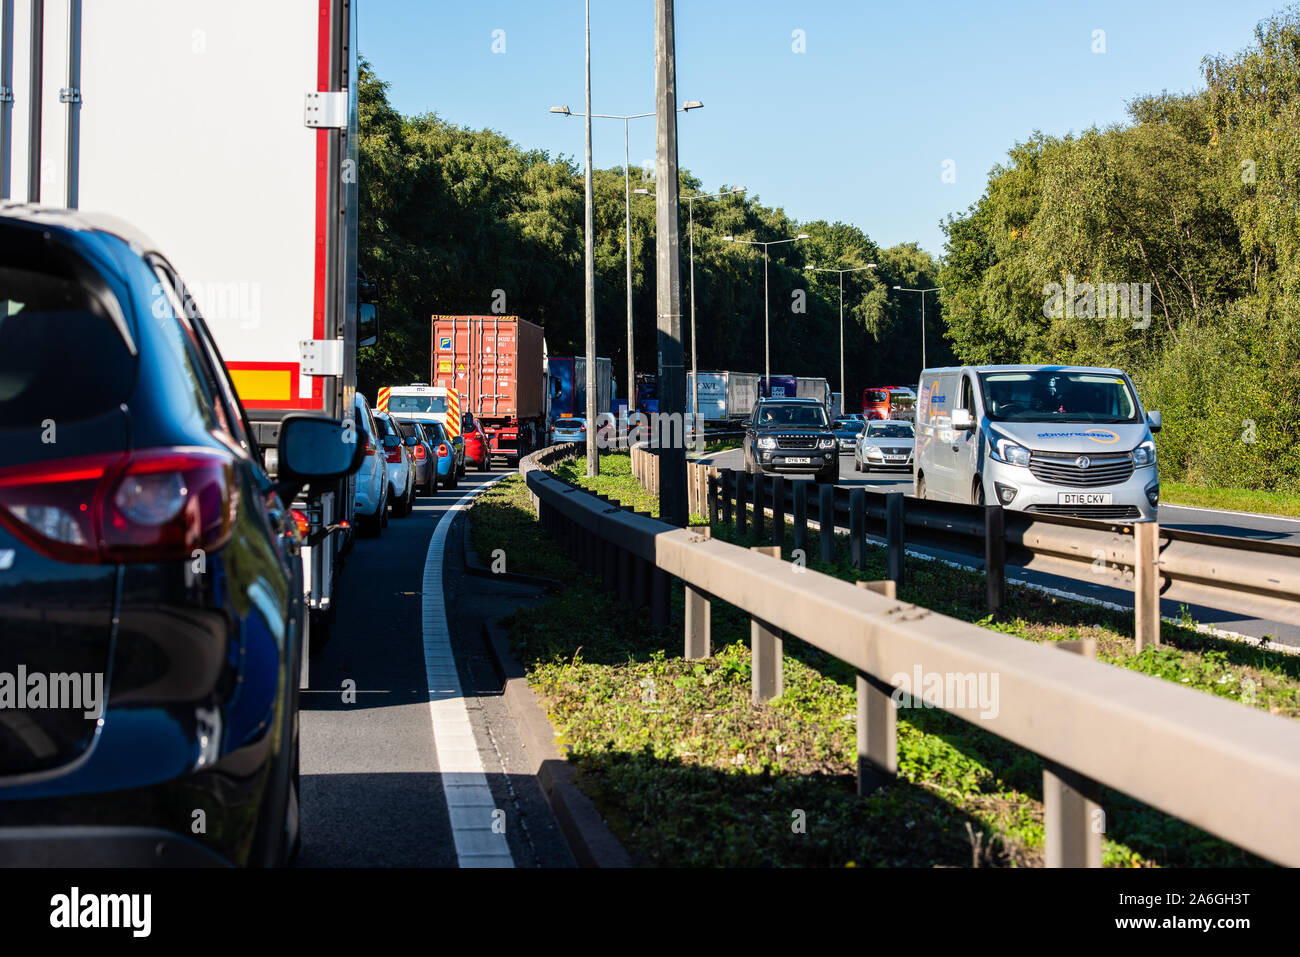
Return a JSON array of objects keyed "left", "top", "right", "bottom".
[{"left": 1028, "top": 450, "right": 1132, "bottom": 487}]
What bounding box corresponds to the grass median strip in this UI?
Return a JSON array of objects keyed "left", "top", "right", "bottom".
[
  {"left": 1161, "top": 480, "right": 1300, "bottom": 519},
  {"left": 471, "top": 461, "right": 1282, "bottom": 866}
]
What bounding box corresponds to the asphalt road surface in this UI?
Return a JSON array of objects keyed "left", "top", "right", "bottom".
[
  {"left": 704, "top": 446, "right": 1300, "bottom": 645},
  {"left": 297, "top": 467, "right": 575, "bottom": 868}
]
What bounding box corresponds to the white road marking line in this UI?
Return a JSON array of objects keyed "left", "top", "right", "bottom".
[
  {"left": 421, "top": 475, "right": 514, "bottom": 868},
  {"left": 1159, "top": 502, "right": 1300, "bottom": 525}
]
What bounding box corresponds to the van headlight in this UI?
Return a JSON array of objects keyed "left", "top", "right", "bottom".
[
  {"left": 1132, "top": 440, "right": 1157, "bottom": 467},
  {"left": 818, "top": 437, "right": 836, "bottom": 449},
  {"left": 993, "top": 437, "right": 1030, "bottom": 467},
  {"left": 758, "top": 436, "right": 776, "bottom": 449}
]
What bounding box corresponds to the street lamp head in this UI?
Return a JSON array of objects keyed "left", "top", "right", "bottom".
[
  {"left": 681, "top": 100, "right": 704, "bottom": 110},
  {"left": 549, "top": 105, "right": 571, "bottom": 115},
  {"left": 866, "top": 262, "right": 877, "bottom": 268},
  {"left": 633, "top": 187, "right": 651, "bottom": 195},
  {"left": 721, "top": 235, "right": 735, "bottom": 242},
  {"left": 796, "top": 233, "right": 810, "bottom": 240},
  {"left": 892, "top": 285, "right": 902, "bottom": 290},
  {"left": 731, "top": 186, "right": 746, "bottom": 194}
]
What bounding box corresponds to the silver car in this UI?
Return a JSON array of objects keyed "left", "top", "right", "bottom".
[{"left": 854, "top": 420, "right": 915, "bottom": 473}]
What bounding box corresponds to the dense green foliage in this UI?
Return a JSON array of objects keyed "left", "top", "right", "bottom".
[
  {"left": 357, "top": 62, "right": 949, "bottom": 410},
  {"left": 939, "top": 9, "right": 1300, "bottom": 491}
]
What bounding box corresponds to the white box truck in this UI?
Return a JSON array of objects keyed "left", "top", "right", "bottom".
[{"left": 3, "top": 0, "right": 373, "bottom": 650}]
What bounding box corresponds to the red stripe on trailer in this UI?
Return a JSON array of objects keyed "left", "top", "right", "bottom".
[{"left": 307, "top": 0, "right": 331, "bottom": 410}]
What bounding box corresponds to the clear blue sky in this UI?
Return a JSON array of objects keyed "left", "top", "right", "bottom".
[{"left": 358, "top": 0, "right": 1286, "bottom": 258}]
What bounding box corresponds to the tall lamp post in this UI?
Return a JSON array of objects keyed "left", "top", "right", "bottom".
[
  {"left": 892, "top": 285, "right": 941, "bottom": 370},
  {"left": 806, "top": 263, "right": 876, "bottom": 398},
  {"left": 721, "top": 232, "right": 809, "bottom": 389},
  {"left": 549, "top": 100, "right": 703, "bottom": 419},
  {"left": 636, "top": 185, "right": 745, "bottom": 420}
]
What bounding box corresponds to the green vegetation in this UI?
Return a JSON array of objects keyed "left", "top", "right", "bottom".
[
  {"left": 471, "top": 466, "right": 1293, "bottom": 866},
  {"left": 356, "top": 62, "right": 946, "bottom": 408},
  {"left": 1161, "top": 481, "right": 1300, "bottom": 518},
  {"left": 939, "top": 8, "right": 1300, "bottom": 492}
]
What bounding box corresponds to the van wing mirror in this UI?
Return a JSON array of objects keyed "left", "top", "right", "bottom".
[
  {"left": 952, "top": 408, "right": 974, "bottom": 430},
  {"left": 1146, "top": 410, "right": 1161, "bottom": 433},
  {"left": 358, "top": 302, "right": 379, "bottom": 348}
]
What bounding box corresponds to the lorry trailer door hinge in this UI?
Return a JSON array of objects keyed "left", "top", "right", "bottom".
[
  {"left": 303, "top": 90, "right": 348, "bottom": 129},
  {"left": 299, "top": 338, "right": 344, "bottom": 377},
  {"left": 0, "top": 87, "right": 13, "bottom": 103},
  {"left": 59, "top": 87, "right": 81, "bottom": 104}
]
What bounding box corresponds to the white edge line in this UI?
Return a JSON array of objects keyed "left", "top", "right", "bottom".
[{"left": 421, "top": 474, "right": 516, "bottom": 868}]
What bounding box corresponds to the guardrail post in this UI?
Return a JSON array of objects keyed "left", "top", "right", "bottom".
[
  {"left": 850, "top": 488, "right": 866, "bottom": 569},
  {"left": 721, "top": 471, "right": 733, "bottom": 527},
  {"left": 793, "top": 480, "right": 808, "bottom": 556},
  {"left": 1134, "top": 520, "right": 1160, "bottom": 652},
  {"left": 771, "top": 476, "right": 785, "bottom": 549},
  {"left": 854, "top": 580, "right": 898, "bottom": 795},
  {"left": 984, "top": 504, "right": 1005, "bottom": 615},
  {"left": 697, "top": 464, "right": 708, "bottom": 521},
  {"left": 617, "top": 546, "right": 632, "bottom": 604},
  {"left": 751, "top": 473, "right": 765, "bottom": 540},
  {"left": 708, "top": 469, "right": 720, "bottom": 525},
  {"left": 736, "top": 473, "right": 748, "bottom": 535},
  {"left": 749, "top": 545, "right": 783, "bottom": 703},
  {"left": 1044, "top": 639, "right": 1103, "bottom": 867},
  {"left": 633, "top": 555, "right": 649, "bottom": 610},
  {"left": 651, "top": 566, "right": 670, "bottom": 628},
  {"left": 650, "top": 451, "right": 659, "bottom": 497},
  {"left": 818, "top": 484, "right": 835, "bottom": 564},
  {"left": 886, "top": 492, "right": 905, "bottom": 585},
  {"left": 684, "top": 529, "right": 711, "bottom": 659}
]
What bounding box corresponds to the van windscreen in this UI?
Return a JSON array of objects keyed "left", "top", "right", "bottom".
[{"left": 978, "top": 371, "right": 1140, "bottom": 423}]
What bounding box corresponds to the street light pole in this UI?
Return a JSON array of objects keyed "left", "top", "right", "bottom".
[
  {"left": 721, "top": 231, "right": 809, "bottom": 392},
  {"left": 638, "top": 186, "right": 745, "bottom": 422},
  {"left": 550, "top": 103, "right": 702, "bottom": 421},
  {"left": 623, "top": 116, "right": 633, "bottom": 418},
  {"left": 806, "top": 263, "right": 876, "bottom": 396},
  {"left": 583, "top": 0, "right": 597, "bottom": 477},
  {"left": 892, "top": 285, "right": 941, "bottom": 371}
]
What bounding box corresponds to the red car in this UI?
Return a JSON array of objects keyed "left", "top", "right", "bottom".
[{"left": 462, "top": 416, "right": 492, "bottom": 471}]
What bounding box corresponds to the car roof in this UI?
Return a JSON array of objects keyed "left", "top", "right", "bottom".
[
  {"left": 920, "top": 364, "right": 1126, "bottom": 376},
  {"left": 758, "top": 397, "right": 821, "bottom": 404},
  {"left": 0, "top": 203, "right": 162, "bottom": 253}
]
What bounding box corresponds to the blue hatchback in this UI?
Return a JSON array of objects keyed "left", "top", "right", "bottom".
[{"left": 417, "top": 421, "right": 458, "bottom": 490}]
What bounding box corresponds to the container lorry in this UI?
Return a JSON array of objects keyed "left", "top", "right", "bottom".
[
  {"left": 431, "top": 315, "right": 547, "bottom": 461},
  {"left": 548, "top": 355, "right": 613, "bottom": 423},
  {"left": 12, "top": 0, "right": 373, "bottom": 651},
  {"left": 686, "top": 370, "right": 760, "bottom": 424}
]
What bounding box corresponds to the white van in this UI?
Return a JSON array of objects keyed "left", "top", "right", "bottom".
[{"left": 913, "top": 365, "right": 1161, "bottom": 521}]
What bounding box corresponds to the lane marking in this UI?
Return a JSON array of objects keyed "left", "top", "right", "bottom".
[
  {"left": 421, "top": 473, "right": 513, "bottom": 868},
  {"left": 1159, "top": 502, "right": 1300, "bottom": 526}
]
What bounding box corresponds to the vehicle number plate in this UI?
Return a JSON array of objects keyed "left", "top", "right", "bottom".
[
  {"left": 785, "top": 457, "right": 811, "bottom": 464},
  {"left": 1058, "top": 492, "right": 1113, "bottom": 505},
  {"left": 885, "top": 455, "right": 905, "bottom": 462}
]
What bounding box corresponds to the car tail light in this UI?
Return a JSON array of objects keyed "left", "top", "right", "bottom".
[
  {"left": 291, "top": 508, "right": 311, "bottom": 538},
  {"left": 413, "top": 445, "right": 427, "bottom": 460},
  {"left": 437, "top": 443, "right": 449, "bottom": 457},
  {"left": 386, "top": 445, "right": 403, "bottom": 464},
  {"left": 0, "top": 448, "right": 237, "bottom": 564},
  {"left": 361, "top": 435, "right": 373, "bottom": 457}
]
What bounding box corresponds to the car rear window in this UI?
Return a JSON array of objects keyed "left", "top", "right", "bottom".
[{"left": 0, "top": 265, "right": 134, "bottom": 428}]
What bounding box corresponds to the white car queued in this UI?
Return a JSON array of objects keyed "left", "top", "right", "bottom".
[{"left": 854, "top": 419, "right": 916, "bottom": 473}]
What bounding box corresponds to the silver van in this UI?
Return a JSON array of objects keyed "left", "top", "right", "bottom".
[{"left": 913, "top": 365, "right": 1161, "bottom": 521}]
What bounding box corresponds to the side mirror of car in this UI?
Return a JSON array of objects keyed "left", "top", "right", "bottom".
[
  {"left": 403, "top": 435, "right": 418, "bottom": 447},
  {"left": 275, "top": 413, "right": 366, "bottom": 500},
  {"left": 952, "top": 408, "right": 974, "bottom": 430},
  {"left": 1146, "top": 410, "right": 1162, "bottom": 433}
]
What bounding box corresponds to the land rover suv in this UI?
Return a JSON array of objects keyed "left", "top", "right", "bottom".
[{"left": 742, "top": 397, "right": 838, "bottom": 482}]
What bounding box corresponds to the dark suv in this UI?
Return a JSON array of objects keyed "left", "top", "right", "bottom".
[
  {"left": 0, "top": 207, "right": 362, "bottom": 866},
  {"left": 742, "top": 397, "right": 838, "bottom": 482}
]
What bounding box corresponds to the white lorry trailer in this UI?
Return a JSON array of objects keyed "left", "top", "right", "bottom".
[{"left": 2, "top": 0, "right": 373, "bottom": 651}]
